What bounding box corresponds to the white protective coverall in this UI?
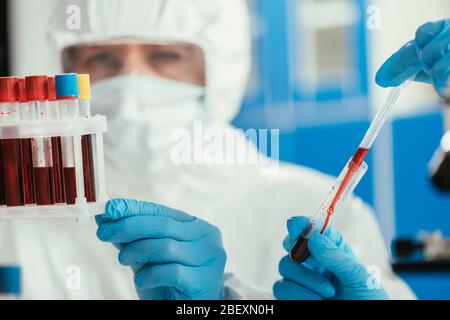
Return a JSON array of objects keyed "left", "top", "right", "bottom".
[{"left": 0, "top": 0, "right": 415, "bottom": 299}]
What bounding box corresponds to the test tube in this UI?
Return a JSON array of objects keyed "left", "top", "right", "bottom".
[
  {"left": 290, "top": 158, "right": 368, "bottom": 263},
  {"left": 0, "top": 78, "right": 11, "bottom": 206},
  {"left": 78, "top": 74, "right": 97, "bottom": 203},
  {"left": 17, "top": 78, "right": 35, "bottom": 205},
  {"left": 26, "top": 76, "right": 55, "bottom": 206},
  {"left": 48, "top": 77, "right": 66, "bottom": 204},
  {"left": 56, "top": 73, "right": 85, "bottom": 205},
  {"left": 0, "top": 77, "right": 24, "bottom": 207},
  {"left": 0, "top": 141, "right": 4, "bottom": 206},
  {"left": 0, "top": 266, "right": 21, "bottom": 300}
]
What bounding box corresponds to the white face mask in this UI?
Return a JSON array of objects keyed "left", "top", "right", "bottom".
[{"left": 91, "top": 74, "right": 207, "bottom": 188}]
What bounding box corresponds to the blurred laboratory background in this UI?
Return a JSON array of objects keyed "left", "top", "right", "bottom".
[{"left": 1, "top": 0, "right": 450, "bottom": 299}]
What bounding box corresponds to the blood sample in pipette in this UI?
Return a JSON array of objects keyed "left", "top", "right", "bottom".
[
  {"left": 290, "top": 78, "right": 415, "bottom": 264},
  {"left": 352, "top": 147, "right": 369, "bottom": 166},
  {"left": 290, "top": 154, "right": 369, "bottom": 263},
  {"left": 78, "top": 74, "right": 97, "bottom": 203},
  {"left": 320, "top": 147, "right": 369, "bottom": 233},
  {"left": 48, "top": 76, "right": 66, "bottom": 204},
  {"left": 17, "top": 78, "right": 36, "bottom": 205},
  {"left": 0, "top": 77, "right": 25, "bottom": 207},
  {"left": 26, "top": 75, "right": 55, "bottom": 205},
  {"left": 290, "top": 148, "right": 369, "bottom": 263}
]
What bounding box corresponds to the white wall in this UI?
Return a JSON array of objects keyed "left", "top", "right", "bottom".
[{"left": 8, "top": 0, "right": 59, "bottom": 77}]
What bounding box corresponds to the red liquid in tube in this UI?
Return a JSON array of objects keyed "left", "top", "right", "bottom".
[
  {"left": 0, "top": 145, "right": 5, "bottom": 205},
  {"left": 78, "top": 75, "right": 97, "bottom": 203},
  {"left": 290, "top": 223, "right": 314, "bottom": 263},
  {"left": 34, "top": 167, "right": 55, "bottom": 205},
  {"left": 82, "top": 135, "right": 96, "bottom": 202},
  {"left": 290, "top": 237, "right": 311, "bottom": 263},
  {"left": 51, "top": 137, "right": 66, "bottom": 203},
  {"left": 1, "top": 139, "right": 25, "bottom": 207},
  {"left": 351, "top": 147, "right": 369, "bottom": 167},
  {"left": 291, "top": 147, "right": 369, "bottom": 263},
  {"left": 0, "top": 77, "right": 24, "bottom": 206},
  {"left": 27, "top": 75, "right": 56, "bottom": 206},
  {"left": 48, "top": 77, "right": 66, "bottom": 204},
  {"left": 64, "top": 167, "right": 77, "bottom": 205},
  {"left": 320, "top": 147, "right": 369, "bottom": 233},
  {"left": 55, "top": 95, "right": 78, "bottom": 205},
  {"left": 21, "top": 139, "right": 35, "bottom": 204},
  {"left": 16, "top": 78, "right": 35, "bottom": 205}
]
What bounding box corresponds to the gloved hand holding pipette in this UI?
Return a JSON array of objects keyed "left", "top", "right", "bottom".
[
  {"left": 376, "top": 19, "right": 450, "bottom": 96},
  {"left": 96, "top": 199, "right": 227, "bottom": 300},
  {"left": 275, "top": 216, "right": 389, "bottom": 300}
]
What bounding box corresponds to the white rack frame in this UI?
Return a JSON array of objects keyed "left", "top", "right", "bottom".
[{"left": 0, "top": 116, "right": 108, "bottom": 219}]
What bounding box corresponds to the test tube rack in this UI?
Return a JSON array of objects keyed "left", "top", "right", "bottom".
[{"left": 0, "top": 112, "right": 109, "bottom": 219}]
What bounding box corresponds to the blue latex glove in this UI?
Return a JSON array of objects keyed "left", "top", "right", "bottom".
[
  {"left": 376, "top": 19, "right": 450, "bottom": 96},
  {"left": 96, "top": 199, "right": 227, "bottom": 300},
  {"left": 273, "top": 216, "right": 389, "bottom": 300}
]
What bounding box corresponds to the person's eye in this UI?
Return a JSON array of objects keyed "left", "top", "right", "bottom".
[
  {"left": 87, "top": 52, "right": 121, "bottom": 69},
  {"left": 149, "top": 51, "right": 181, "bottom": 63}
]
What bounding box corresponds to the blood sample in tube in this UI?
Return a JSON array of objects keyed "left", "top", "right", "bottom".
[
  {"left": 17, "top": 78, "right": 35, "bottom": 205},
  {"left": 63, "top": 167, "right": 77, "bottom": 205},
  {"left": 56, "top": 73, "right": 79, "bottom": 204},
  {"left": 81, "top": 135, "right": 96, "bottom": 202},
  {"left": 48, "top": 76, "right": 66, "bottom": 204},
  {"left": 0, "top": 146, "right": 5, "bottom": 206},
  {"left": 1, "top": 139, "right": 24, "bottom": 207},
  {"left": 26, "top": 76, "right": 55, "bottom": 205},
  {"left": 0, "top": 77, "right": 24, "bottom": 207},
  {"left": 21, "top": 139, "right": 35, "bottom": 205},
  {"left": 78, "top": 74, "right": 96, "bottom": 202}
]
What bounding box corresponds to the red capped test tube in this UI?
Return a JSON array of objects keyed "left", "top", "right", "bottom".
[
  {"left": 26, "top": 76, "right": 55, "bottom": 206},
  {"left": 0, "top": 77, "right": 24, "bottom": 207},
  {"left": 48, "top": 77, "right": 66, "bottom": 204},
  {"left": 16, "top": 78, "right": 35, "bottom": 205}
]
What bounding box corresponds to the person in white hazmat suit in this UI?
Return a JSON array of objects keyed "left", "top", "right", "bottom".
[{"left": 0, "top": 0, "right": 415, "bottom": 299}]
